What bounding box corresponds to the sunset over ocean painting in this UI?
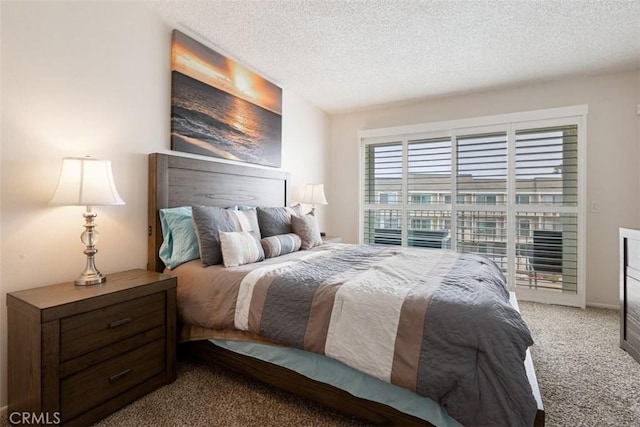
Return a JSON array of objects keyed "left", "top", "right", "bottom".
[{"left": 171, "top": 30, "right": 282, "bottom": 167}]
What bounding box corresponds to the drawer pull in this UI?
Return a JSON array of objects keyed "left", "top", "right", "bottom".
[
  {"left": 109, "top": 317, "right": 132, "bottom": 328},
  {"left": 109, "top": 369, "right": 131, "bottom": 382}
]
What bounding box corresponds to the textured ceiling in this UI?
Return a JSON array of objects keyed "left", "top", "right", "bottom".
[{"left": 147, "top": 0, "right": 640, "bottom": 114}]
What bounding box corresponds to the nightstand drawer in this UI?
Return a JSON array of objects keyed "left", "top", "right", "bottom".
[
  {"left": 60, "top": 292, "right": 165, "bottom": 361},
  {"left": 61, "top": 339, "right": 165, "bottom": 421}
]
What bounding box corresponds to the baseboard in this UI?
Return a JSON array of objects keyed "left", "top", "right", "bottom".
[
  {"left": 1, "top": 404, "right": 7, "bottom": 419},
  {"left": 586, "top": 302, "right": 619, "bottom": 310}
]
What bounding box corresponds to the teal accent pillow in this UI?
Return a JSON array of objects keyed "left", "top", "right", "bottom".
[{"left": 159, "top": 206, "right": 200, "bottom": 269}]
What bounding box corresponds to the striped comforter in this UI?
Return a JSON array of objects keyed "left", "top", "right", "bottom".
[{"left": 173, "top": 244, "right": 537, "bottom": 426}]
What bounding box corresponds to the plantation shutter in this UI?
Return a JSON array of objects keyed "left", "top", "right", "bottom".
[
  {"left": 360, "top": 107, "right": 585, "bottom": 306},
  {"left": 455, "top": 132, "right": 508, "bottom": 268},
  {"left": 515, "top": 125, "right": 579, "bottom": 292},
  {"left": 407, "top": 138, "right": 452, "bottom": 248},
  {"left": 363, "top": 142, "right": 403, "bottom": 245}
]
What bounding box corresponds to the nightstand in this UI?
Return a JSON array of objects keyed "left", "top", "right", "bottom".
[
  {"left": 7, "top": 269, "right": 177, "bottom": 426},
  {"left": 322, "top": 236, "right": 343, "bottom": 244}
]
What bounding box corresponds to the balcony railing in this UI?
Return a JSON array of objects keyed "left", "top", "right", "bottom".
[{"left": 373, "top": 228, "right": 450, "bottom": 249}]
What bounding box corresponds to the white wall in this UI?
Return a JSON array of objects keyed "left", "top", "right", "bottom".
[
  {"left": 330, "top": 70, "right": 640, "bottom": 309},
  {"left": 0, "top": 1, "right": 330, "bottom": 410},
  {"left": 282, "top": 93, "right": 331, "bottom": 226}
]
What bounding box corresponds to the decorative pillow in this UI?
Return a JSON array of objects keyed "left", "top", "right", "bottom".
[
  {"left": 219, "top": 230, "right": 265, "bottom": 268},
  {"left": 191, "top": 206, "right": 262, "bottom": 267},
  {"left": 158, "top": 206, "right": 199, "bottom": 269},
  {"left": 261, "top": 233, "right": 302, "bottom": 258},
  {"left": 227, "top": 208, "right": 261, "bottom": 235},
  {"left": 291, "top": 212, "right": 322, "bottom": 250},
  {"left": 257, "top": 204, "right": 304, "bottom": 238}
]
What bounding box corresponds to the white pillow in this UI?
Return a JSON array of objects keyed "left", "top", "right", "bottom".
[{"left": 219, "top": 230, "right": 265, "bottom": 267}]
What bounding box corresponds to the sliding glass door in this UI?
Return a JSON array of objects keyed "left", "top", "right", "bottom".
[{"left": 360, "top": 108, "right": 586, "bottom": 307}]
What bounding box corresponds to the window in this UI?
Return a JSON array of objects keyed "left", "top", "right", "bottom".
[
  {"left": 514, "top": 125, "right": 580, "bottom": 298},
  {"left": 518, "top": 219, "right": 531, "bottom": 237},
  {"left": 409, "top": 193, "right": 432, "bottom": 204},
  {"left": 377, "top": 210, "right": 401, "bottom": 229},
  {"left": 379, "top": 192, "right": 398, "bottom": 204},
  {"left": 543, "top": 218, "right": 560, "bottom": 231},
  {"left": 457, "top": 133, "right": 507, "bottom": 207},
  {"left": 541, "top": 194, "right": 563, "bottom": 205},
  {"left": 475, "top": 195, "right": 497, "bottom": 205},
  {"left": 410, "top": 218, "right": 432, "bottom": 230},
  {"left": 476, "top": 220, "right": 497, "bottom": 237},
  {"left": 361, "top": 106, "right": 586, "bottom": 307}
]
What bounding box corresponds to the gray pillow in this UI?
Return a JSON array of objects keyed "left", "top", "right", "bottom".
[
  {"left": 257, "top": 204, "right": 304, "bottom": 238},
  {"left": 191, "top": 206, "right": 261, "bottom": 267},
  {"left": 261, "top": 233, "right": 302, "bottom": 258},
  {"left": 291, "top": 213, "right": 322, "bottom": 250}
]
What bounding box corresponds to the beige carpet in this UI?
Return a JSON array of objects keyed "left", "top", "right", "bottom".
[
  {"left": 519, "top": 301, "right": 640, "bottom": 427},
  {"left": 2, "top": 301, "right": 639, "bottom": 426},
  {"left": 94, "top": 353, "right": 365, "bottom": 427}
]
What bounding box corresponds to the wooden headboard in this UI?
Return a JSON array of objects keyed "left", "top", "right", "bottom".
[{"left": 147, "top": 153, "right": 291, "bottom": 272}]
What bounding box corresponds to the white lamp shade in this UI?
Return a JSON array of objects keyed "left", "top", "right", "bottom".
[
  {"left": 301, "top": 183, "right": 328, "bottom": 205},
  {"left": 50, "top": 157, "right": 125, "bottom": 206}
]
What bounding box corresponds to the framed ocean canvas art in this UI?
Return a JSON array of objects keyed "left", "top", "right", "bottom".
[{"left": 171, "top": 30, "right": 282, "bottom": 168}]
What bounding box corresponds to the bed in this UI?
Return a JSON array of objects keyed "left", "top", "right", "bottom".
[{"left": 147, "top": 152, "right": 545, "bottom": 426}]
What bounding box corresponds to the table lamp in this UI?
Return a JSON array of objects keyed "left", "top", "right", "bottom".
[
  {"left": 302, "top": 183, "right": 328, "bottom": 236},
  {"left": 301, "top": 183, "right": 328, "bottom": 213},
  {"left": 49, "top": 157, "right": 125, "bottom": 285}
]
